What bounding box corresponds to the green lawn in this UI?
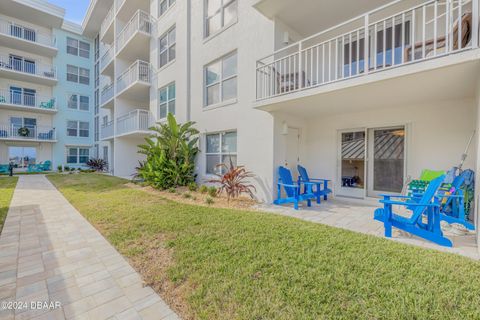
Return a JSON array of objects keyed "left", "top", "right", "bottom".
[
  {"left": 48, "top": 173, "right": 480, "bottom": 320},
  {"left": 0, "top": 177, "right": 18, "bottom": 233}
]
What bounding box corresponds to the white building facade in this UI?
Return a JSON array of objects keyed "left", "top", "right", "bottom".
[{"left": 84, "top": 0, "right": 480, "bottom": 240}]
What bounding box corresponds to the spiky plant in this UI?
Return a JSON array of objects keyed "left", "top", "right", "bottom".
[{"left": 208, "top": 161, "right": 256, "bottom": 201}]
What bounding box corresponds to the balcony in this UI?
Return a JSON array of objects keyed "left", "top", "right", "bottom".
[
  {"left": 0, "top": 89, "right": 56, "bottom": 113},
  {"left": 100, "top": 46, "right": 114, "bottom": 76},
  {"left": 115, "top": 10, "right": 152, "bottom": 62},
  {"left": 0, "top": 124, "right": 56, "bottom": 142},
  {"left": 116, "top": 109, "right": 152, "bottom": 138},
  {"left": 116, "top": 60, "right": 151, "bottom": 101},
  {"left": 101, "top": 83, "right": 115, "bottom": 109},
  {"left": 100, "top": 5, "right": 115, "bottom": 44},
  {"left": 0, "top": 55, "right": 57, "bottom": 85},
  {"left": 0, "top": 19, "right": 57, "bottom": 56},
  {"left": 101, "top": 120, "right": 114, "bottom": 140},
  {"left": 256, "top": 0, "right": 479, "bottom": 102},
  {"left": 116, "top": 0, "right": 150, "bottom": 22}
]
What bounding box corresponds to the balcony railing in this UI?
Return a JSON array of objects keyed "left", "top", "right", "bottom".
[
  {"left": 116, "top": 109, "right": 152, "bottom": 136},
  {"left": 256, "top": 0, "right": 479, "bottom": 100},
  {"left": 100, "top": 46, "right": 114, "bottom": 70},
  {"left": 100, "top": 5, "right": 115, "bottom": 39},
  {"left": 116, "top": 60, "right": 151, "bottom": 93},
  {"left": 0, "top": 19, "right": 55, "bottom": 48},
  {"left": 116, "top": 10, "right": 152, "bottom": 53},
  {"left": 0, "top": 89, "right": 56, "bottom": 111},
  {"left": 101, "top": 120, "right": 114, "bottom": 139},
  {"left": 0, "top": 55, "right": 56, "bottom": 80},
  {"left": 101, "top": 83, "right": 115, "bottom": 105},
  {"left": 116, "top": 0, "right": 127, "bottom": 13},
  {"left": 0, "top": 124, "right": 56, "bottom": 141}
]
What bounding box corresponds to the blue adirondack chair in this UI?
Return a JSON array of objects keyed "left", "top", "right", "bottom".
[
  {"left": 274, "top": 166, "right": 316, "bottom": 210},
  {"left": 27, "top": 160, "right": 52, "bottom": 173},
  {"left": 374, "top": 175, "right": 452, "bottom": 247},
  {"left": 437, "top": 174, "right": 475, "bottom": 230},
  {"left": 297, "top": 165, "right": 332, "bottom": 204}
]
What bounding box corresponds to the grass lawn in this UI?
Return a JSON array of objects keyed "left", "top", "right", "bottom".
[
  {"left": 0, "top": 177, "right": 18, "bottom": 233},
  {"left": 48, "top": 173, "right": 480, "bottom": 320}
]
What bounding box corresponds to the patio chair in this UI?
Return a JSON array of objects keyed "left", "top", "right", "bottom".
[
  {"left": 0, "top": 164, "right": 9, "bottom": 173},
  {"left": 436, "top": 173, "right": 475, "bottom": 230},
  {"left": 40, "top": 98, "right": 55, "bottom": 109},
  {"left": 0, "top": 96, "right": 5, "bottom": 103},
  {"left": 405, "top": 12, "right": 472, "bottom": 61},
  {"left": 297, "top": 165, "right": 332, "bottom": 204},
  {"left": 374, "top": 175, "right": 453, "bottom": 247},
  {"left": 27, "top": 160, "right": 51, "bottom": 173},
  {"left": 274, "top": 166, "right": 316, "bottom": 210}
]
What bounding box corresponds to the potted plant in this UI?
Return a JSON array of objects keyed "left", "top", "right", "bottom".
[{"left": 17, "top": 127, "right": 30, "bottom": 137}]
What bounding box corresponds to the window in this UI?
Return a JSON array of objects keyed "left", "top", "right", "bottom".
[
  {"left": 159, "top": 0, "right": 175, "bottom": 16},
  {"left": 158, "top": 83, "right": 175, "bottom": 119},
  {"left": 67, "top": 37, "right": 90, "bottom": 58},
  {"left": 9, "top": 87, "right": 36, "bottom": 107},
  {"left": 67, "top": 147, "right": 90, "bottom": 164},
  {"left": 205, "top": 52, "right": 237, "bottom": 106},
  {"left": 67, "top": 94, "right": 90, "bottom": 111},
  {"left": 159, "top": 27, "right": 176, "bottom": 68},
  {"left": 205, "top": 131, "right": 237, "bottom": 174},
  {"left": 67, "top": 121, "right": 89, "bottom": 137},
  {"left": 9, "top": 55, "right": 35, "bottom": 74},
  {"left": 10, "top": 24, "right": 36, "bottom": 42},
  {"left": 67, "top": 65, "right": 90, "bottom": 85},
  {"left": 205, "top": 0, "right": 237, "bottom": 37}
]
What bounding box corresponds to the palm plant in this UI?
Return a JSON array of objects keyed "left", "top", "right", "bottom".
[
  {"left": 208, "top": 160, "right": 256, "bottom": 201},
  {"left": 137, "top": 113, "right": 199, "bottom": 189}
]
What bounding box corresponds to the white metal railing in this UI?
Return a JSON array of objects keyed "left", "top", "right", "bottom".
[
  {"left": 116, "top": 109, "right": 152, "bottom": 136},
  {"left": 116, "top": 0, "right": 127, "bottom": 12},
  {"left": 0, "top": 88, "right": 56, "bottom": 111},
  {"left": 100, "top": 83, "right": 115, "bottom": 105},
  {"left": 0, "top": 124, "right": 56, "bottom": 141},
  {"left": 101, "top": 120, "right": 114, "bottom": 139},
  {"left": 116, "top": 10, "right": 152, "bottom": 53},
  {"left": 116, "top": 60, "right": 151, "bottom": 93},
  {"left": 100, "top": 46, "right": 114, "bottom": 70},
  {"left": 100, "top": 5, "right": 114, "bottom": 39},
  {"left": 0, "top": 19, "right": 55, "bottom": 47},
  {"left": 0, "top": 55, "right": 56, "bottom": 80},
  {"left": 256, "top": 0, "right": 479, "bottom": 100}
]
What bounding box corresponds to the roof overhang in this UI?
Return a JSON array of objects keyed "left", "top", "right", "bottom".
[
  {"left": 0, "top": 0, "right": 64, "bottom": 28},
  {"left": 82, "top": 0, "right": 114, "bottom": 38}
]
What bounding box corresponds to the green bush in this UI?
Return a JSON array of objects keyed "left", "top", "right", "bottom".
[
  {"left": 208, "top": 186, "right": 217, "bottom": 198},
  {"left": 188, "top": 182, "right": 198, "bottom": 192},
  {"left": 205, "top": 196, "right": 214, "bottom": 205},
  {"left": 137, "top": 113, "right": 199, "bottom": 190},
  {"left": 57, "top": 165, "right": 63, "bottom": 172},
  {"left": 199, "top": 185, "right": 208, "bottom": 194}
]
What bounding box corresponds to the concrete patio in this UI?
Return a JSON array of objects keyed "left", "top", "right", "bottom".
[
  {"left": 0, "top": 175, "right": 179, "bottom": 320},
  {"left": 258, "top": 197, "right": 479, "bottom": 260}
]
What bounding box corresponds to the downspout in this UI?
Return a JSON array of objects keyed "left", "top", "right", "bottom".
[{"left": 186, "top": 0, "right": 192, "bottom": 122}]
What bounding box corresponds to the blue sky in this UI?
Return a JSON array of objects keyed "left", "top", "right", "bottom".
[{"left": 48, "top": 0, "right": 90, "bottom": 24}]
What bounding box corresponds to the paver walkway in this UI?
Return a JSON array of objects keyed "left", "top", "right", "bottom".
[{"left": 0, "top": 175, "right": 180, "bottom": 320}]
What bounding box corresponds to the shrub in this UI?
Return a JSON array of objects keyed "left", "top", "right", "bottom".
[
  {"left": 208, "top": 186, "right": 217, "bottom": 198},
  {"left": 137, "top": 113, "right": 199, "bottom": 190},
  {"left": 205, "top": 196, "right": 214, "bottom": 205},
  {"left": 86, "top": 158, "right": 108, "bottom": 172},
  {"left": 64, "top": 166, "right": 70, "bottom": 171},
  {"left": 57, "top": 165, "right": 63, "bottom": 172},
  {"left": 199, "top": 185, "right": 208, "bottom": 194},
  {"left": 208, "top": 162, "right": 256, "bottom": 201},
  {"left": 188, "top": 182, "right": 198, "bottom": 192}
]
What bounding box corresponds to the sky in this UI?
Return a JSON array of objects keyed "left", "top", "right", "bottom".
[{"left": 47, "top": 0, "right": 90, "bottom": 25}]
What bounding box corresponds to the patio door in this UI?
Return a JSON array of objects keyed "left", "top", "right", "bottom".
[
  {"left": 337, "top": 130, "right": 366, "bottom": 198},
  {"left": 8, "top": 146, "right": 36, "bottom": 168},
  {"left": 367, "top": 127, "right": 405, "bottom": 197}
]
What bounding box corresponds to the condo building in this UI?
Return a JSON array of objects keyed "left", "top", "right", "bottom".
[{"left": 0, "top": 0, "right": 94, "bottom": 170}]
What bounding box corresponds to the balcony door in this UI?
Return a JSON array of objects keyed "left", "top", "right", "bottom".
[
  {"left": 10, "top": 117, "right": 37, "bottom": 138},
  {"left": 9, "top": 55, "right": 35, "bottom": 74},
  {"left": 337, "top": 130, "right": 366, "bottom": 198},
  {"left": 9, "top": 86, "right": 36, "bottom": 106}
]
